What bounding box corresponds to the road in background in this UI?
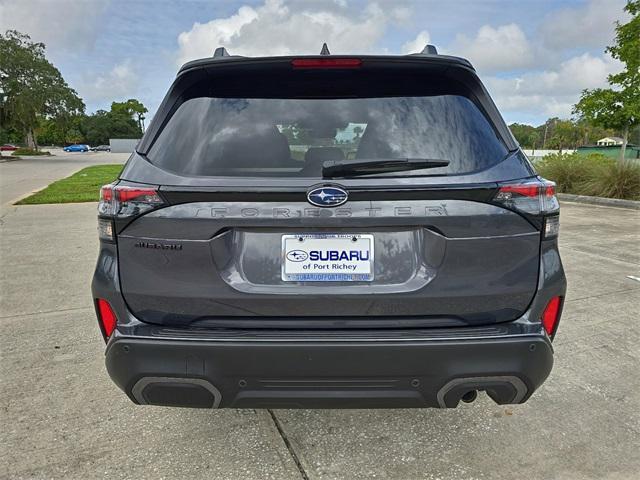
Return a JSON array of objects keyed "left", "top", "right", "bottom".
[
  {"left": 0, "top": 158, "right": 639, "bottom": 479},
  {"left": 0, "top": 150, "right": 129, "bottom": 206}
]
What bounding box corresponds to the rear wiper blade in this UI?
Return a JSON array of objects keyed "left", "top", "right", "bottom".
[{"left": 322, "top": 158, "right": 450, "bottom": 178}]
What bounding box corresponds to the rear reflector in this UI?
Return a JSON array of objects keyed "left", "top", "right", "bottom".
[
  {"left": 291, "top": 58, "right": 362, "bottom": 69},
  {"left": 96, "top": 299, "right": 117, "bottom": 338},
  {"left": 541, "top": 296, "right": 562, "bottom": 336}
]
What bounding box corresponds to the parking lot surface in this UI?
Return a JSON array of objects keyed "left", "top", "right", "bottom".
[
  {"left": 0, "top": 150, "right": 129, "bottom": 205},
  {"left": 1, "top": 155, "right": 639, "bottom": 479}
]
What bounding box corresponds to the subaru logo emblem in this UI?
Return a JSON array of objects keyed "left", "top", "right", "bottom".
[
  {"left": 286, "top": 250, "right": 309, "bottom": 262},
  {"left": 307, "top": 185, "right": 348, "bottom": 207}
]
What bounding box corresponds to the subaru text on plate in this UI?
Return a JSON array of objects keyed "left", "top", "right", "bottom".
[{"left": 92, "top": 44, "right": 566, "bottom": 409}]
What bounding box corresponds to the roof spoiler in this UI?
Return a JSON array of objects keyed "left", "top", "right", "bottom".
[{"left": 212, "top": 43, "right": 439, "bottom": 59}]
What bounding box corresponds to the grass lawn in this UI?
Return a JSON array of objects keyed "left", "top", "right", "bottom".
[{"left": 16, "top": 164, "right": 123, "bottom": 205}]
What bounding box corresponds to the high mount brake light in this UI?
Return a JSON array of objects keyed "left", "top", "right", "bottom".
[
  {"left": 291, "top": 58, "right": 362, "bottom": 69},
  {"left": 493, "top": 179, "right": 560, "bottom": 237}
]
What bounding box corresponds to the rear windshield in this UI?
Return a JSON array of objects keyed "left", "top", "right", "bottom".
[{"left": 147, "top": 96, "right": 508, "bottom": 177}]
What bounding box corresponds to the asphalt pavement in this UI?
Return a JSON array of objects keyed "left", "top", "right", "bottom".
[
  {"left": 0, "top": 149, "right": 129, "bottom": 205},
  {"left": 1, "top": 154, "right": 639, "bottom": 479}
]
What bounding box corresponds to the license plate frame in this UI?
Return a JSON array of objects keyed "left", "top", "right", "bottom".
[{"left": 281, "top": 233, "right": 374, "bottom": 282}]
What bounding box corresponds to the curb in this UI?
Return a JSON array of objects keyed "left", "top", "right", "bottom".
[{"left": 558, "top": 193, "right": 640, "bottom": 210}]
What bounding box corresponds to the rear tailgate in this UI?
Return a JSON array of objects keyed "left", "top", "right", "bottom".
[
  {"left": 116, "top": 56, "right": 540, "bottom": 327},
  {"left": 117, "top": 180, "right": 540, "bottom": 326}
]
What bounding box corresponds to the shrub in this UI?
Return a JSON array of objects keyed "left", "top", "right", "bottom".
[
  {"left": 536, "top": 153, "right": 611, "bottom": 193},
  {"left": 536, "top": 152, "right": 640, "bottom": 200},
  {"left": 12, "top": 148, "right": 51, "bottom": 156},
  {"left": 579, "top": 161, "right": 640, "bottom": 200}
]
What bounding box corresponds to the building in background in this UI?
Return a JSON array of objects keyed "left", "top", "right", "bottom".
[
  {"left": 596, "top": 137, "right": 624, "bottom": 146},
  {"left": 109, "top": 139, "right": 140, "bottom": 153}
]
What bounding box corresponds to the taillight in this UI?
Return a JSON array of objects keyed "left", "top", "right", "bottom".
[
  {"left": 541, "top": 296, "right": 562, "bottom": 337},
  {"left": 98, "top": 183, "right": 164, "bottom": 241},
  {"left": 291, "top": 58, "right": 362, "bottom": 69},
  {"left": 96, "top": 298, "right": 117, "bottom": 339},
  {"left": 493, "top": 178, "right": 560, "bottom": 238},
  {"left": 99, "top": 184, "right": 163, "bottom": 216}
]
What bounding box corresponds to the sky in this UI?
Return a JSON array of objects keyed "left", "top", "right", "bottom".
[{"left": 0, "top": 0, "right": 630, "bottom": 125}]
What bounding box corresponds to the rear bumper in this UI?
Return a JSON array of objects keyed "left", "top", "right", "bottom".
[{"left": 105, "top": 330, "right": 553, "bottom": 409}]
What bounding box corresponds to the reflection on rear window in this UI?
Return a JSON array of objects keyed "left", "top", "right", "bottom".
[{"left": 147, "top": 96, "right": 508, "bottom": 177}]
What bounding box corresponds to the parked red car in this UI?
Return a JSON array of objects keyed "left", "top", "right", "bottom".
[{"left": 0, "top": 144, "right": 18, "bottom": 151}]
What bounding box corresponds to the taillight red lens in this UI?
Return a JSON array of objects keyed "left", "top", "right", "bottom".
[
  {"left": 541, "top": 296, "right": 562, "bottom": 336},
  {"left": 544, "top": 184, "right": 556, "bottom": 197},
  {"left": 100, "top": 185, "right": 114, "bottom": 202},
  {"left": 497, "top": 184, "right": 540, "bottom": 198},
  {"left": 116, "top": 187, "right": 162, "bottom": 203},
  {"left": 291, "top": 58, "right": 362, "bottom": 69},
  {"left": 96, "top": 298, "right": 117, "bottom": 338}
]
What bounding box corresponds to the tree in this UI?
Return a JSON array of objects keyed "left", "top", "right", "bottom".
[
  {"left": 510, "top": 118, "right": 617, "bottom": 150},
  {"left": 36, "top": 118, "right": 63, "bottom": 145},
  {"left": 632, "top": 124, "right": 640, "bottom": 145},
  {"left": 0, "top": 30, "right": 84, "bottom": 149},
  {"left": 111, "top": 99, "right": 148, "bottom": 132},
  {"left": 509, "top": 123, "right": 539, "bottom": 149},
  {"left": 548, "top": 119, "right": 581, "bottom": 152},
  {"left": 575, "top": 118, "right": 616, "bottom": 146},
  {"left": 574, "top": 0, "right": 639, "bottom": 162},
  {"left": 79, "top": 106, "right": 142, "bottom": 145},
  {"left": 278, "top": 124, "right": 313, "bottom": 145},
  {"left": 79, "top": 110, "right": 111, "bottom": 145}
]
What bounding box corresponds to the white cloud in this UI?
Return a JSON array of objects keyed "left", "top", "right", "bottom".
[
  {"left": 78, "top": 60, "right": 138, "bottom": 105},
  {"left": 401, "top": 30, "right": 431, "bottom": 55},
  {"left": 170, "top": 0, "right": 629, "bottom": 125},
  {"left": 539, "top": 0, "right": 630, "bottom": 50},
  {"left": 0, "top": 0, "right": 109, "bottom": 50},
  {"left": 390, "top": 6, "right": 412, "bottom": 24},
  {"left": 447, "top": 23, "right": 533, "bottom": 73},
  {"left": 484, "top": 53, "right": 622, "bottom": 119},
  {"left": 176, "top": 0, "right": 407, "bottom": 65}
]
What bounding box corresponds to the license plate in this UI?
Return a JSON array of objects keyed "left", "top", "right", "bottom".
[{"left": 282, "top": 234, "right": 374, "bottom": 282}]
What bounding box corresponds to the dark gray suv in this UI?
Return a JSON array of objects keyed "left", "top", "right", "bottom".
[{"left": 92, "top": 45, "right": 566, "bottom": 409}]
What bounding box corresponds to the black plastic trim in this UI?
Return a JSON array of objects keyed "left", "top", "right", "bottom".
[
  {"left": 105, "top": 333, "right": 554, "bottom": 409},
  {"left": 159, "top": 184, "right": 500, "bottom": 205}
]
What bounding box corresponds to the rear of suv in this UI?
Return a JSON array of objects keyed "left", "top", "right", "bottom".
[{"left": 92, "top": 45, "right": 566, "bottom": 409}]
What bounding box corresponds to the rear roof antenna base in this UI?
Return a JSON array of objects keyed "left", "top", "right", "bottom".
[
  {"left": 213, "top": 47, "right": 230, "bottom": 58},
  {"left": 421, "top": 44, "right": 438, "bottom": 55},
  {"left": 320, "top": 43, "right": 330, "bottom": 55}
]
